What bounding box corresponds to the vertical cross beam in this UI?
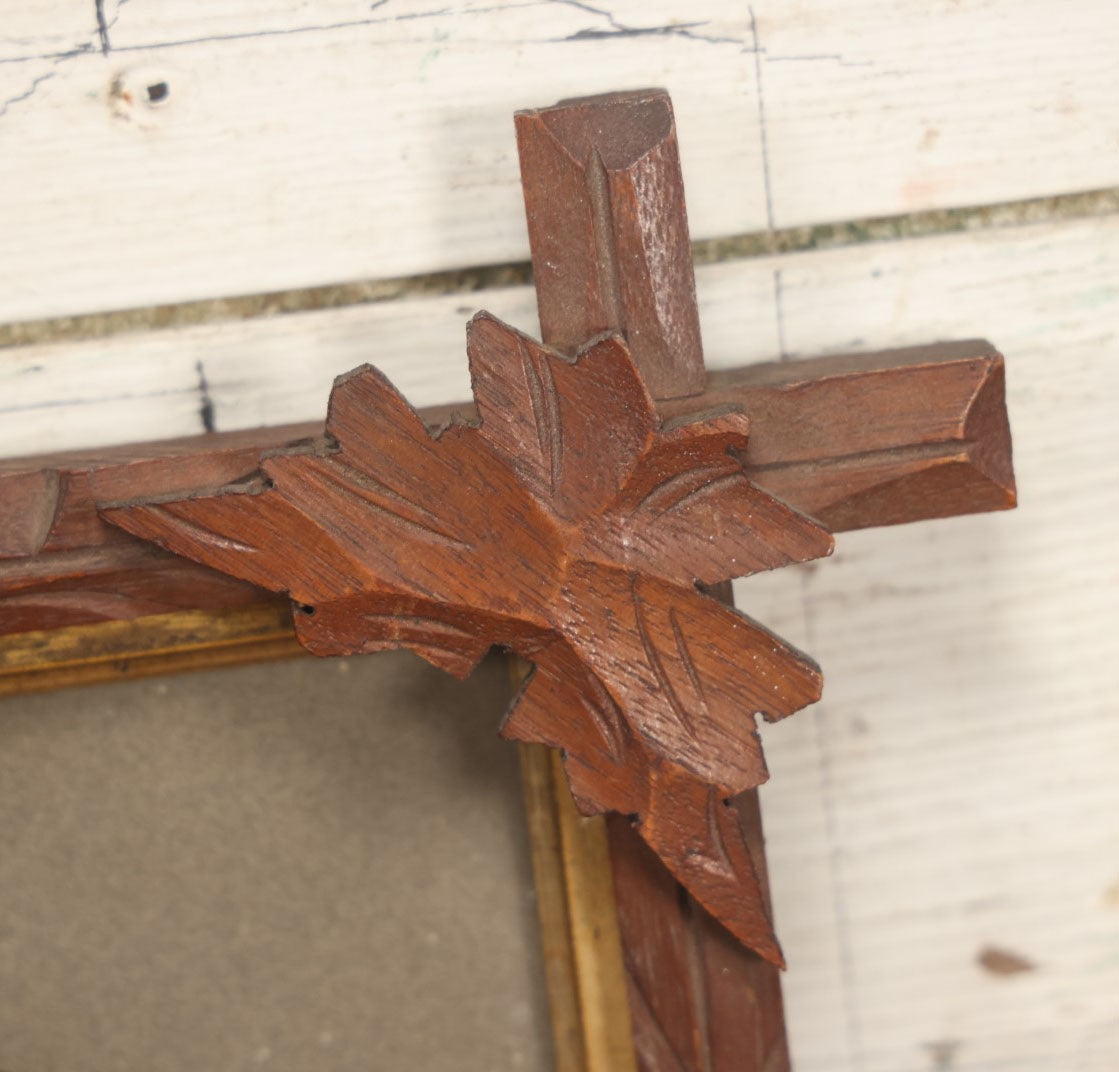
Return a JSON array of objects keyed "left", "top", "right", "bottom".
[
  {"left": 516, "top": 89, "right": 705, "bottom": 401},
  {"left": 517, "top": 89, "right": 791, "bottom": 1072},
  {"left": 68, "top": 86, "right": 1014, "bottom": 1072}
]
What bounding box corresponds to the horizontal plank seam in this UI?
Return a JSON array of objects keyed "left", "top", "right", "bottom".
[{"left": 2, "top": 186, "right": 1116, "bottom": 351}]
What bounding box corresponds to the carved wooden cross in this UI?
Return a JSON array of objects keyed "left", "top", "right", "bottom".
[{"left": 9, "top": 90, "right": 1014, "bottom": 1068}]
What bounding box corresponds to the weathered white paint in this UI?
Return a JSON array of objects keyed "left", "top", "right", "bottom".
[
  {"left": 4, "top": 216, "right": 1117, "bottom": 1068},
  {"left": 738, "top": 220, "right": 1119, "bottom": 1071},
  {"left": 0, "top": 255, "right": 785, "bottom": 455},
  {"left": 2, "top": 0, "right": 1117, "bottom": 322},
  {"left": 4, "top": 4, "right": 1117, "bottom": 1064}
]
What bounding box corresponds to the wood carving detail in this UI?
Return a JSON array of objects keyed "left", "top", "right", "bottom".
[
  {"left": 0, "top": 344, "right": 1013, "bottom": 638},
  {"left": 1, "top": 86, "right": 1019, "bottom": 1069},
  {"left": 102, "top": 312, "right": 835, "bottom": 965}
]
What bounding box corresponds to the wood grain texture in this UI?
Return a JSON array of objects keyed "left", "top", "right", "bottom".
[
  {"left": 0, "top": 541, "right": 277, "bottom": 637},
  {"left": 516, "top": 89, "right": 704, "bottom": 399},
  {"left": 0, "top": 345, "right": 1011, "bottom": 636},
  {"left": 1, "top": 57, "right": 1018, "bottom": 1036},
  {"left": 0, "top": 212, "right": 1108, "bottom": 1072},
  {"left": 518, "top": 92, "right": 798, "bottom": 1068},
  {"left": 514, "top": 85, "right": 1011, "bottom": 1070},
  {"left": 608, "top": 807, "right": 790, "bottom": 1072},
  {"left": 0, "top": 248, "right": 1015, "bottom": 457},
  {"left": 99, "top": 312, "right": 836, "bottom": 964},
  {"left": 2, "top": 1, "right": 1116, "bottom": 322},
  {"left": 0, "top": 603, "right": 301, "bottom": 696},
  {"left": 0, "top": 425, "right": 302, "bottom": 634},
  {"left": 7, "top": 24, "right": 1106, "bottom": 1062}
]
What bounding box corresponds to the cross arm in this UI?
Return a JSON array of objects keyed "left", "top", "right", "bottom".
[
  {"left": 699, "top": 338, "right": 1014, "bottom": 529},
  {"left": 0, "top": 87, "right": 1017, "bottom": 1072},
  {"left": 0, "top": 342, "right": 1012, "bottom": 637}
]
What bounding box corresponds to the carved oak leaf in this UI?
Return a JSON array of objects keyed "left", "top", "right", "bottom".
[{"left": 101, "top": 312, "right": 833, "bottom": 965}]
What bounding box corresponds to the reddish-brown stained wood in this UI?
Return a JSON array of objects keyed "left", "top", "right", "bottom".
[
  {"left": 0, "top": 345, "right": 1013, "bottom": 637},
  {"left": 0, "top": 426, "right": 306, "bottom": 633},
  {"left": 100, "top": 314, "right": 833, "bottom": 964},
  {"left": 0, "top": 87, "right": 1018, "bottom": 1071},
  {"left": 516, "top": 89, "right": 705, "bottom": 400},
  {"left": 0, "top": 469, "right": 59, "bottom": 558},
  {"left": 519, "top": 91, "right": 796, "bottom": 1070},
  {"left": 0, "top": 542, "right": 273, "bottom": 635},
  {"left": 0, "top": 423, "right": 320, "bottom": 559},
  {"left": 608, "top": 807, "right": 789, "bottom": 1072},
  {"left": 689, "top": 341, "right": 1015, "bottom": 530}
]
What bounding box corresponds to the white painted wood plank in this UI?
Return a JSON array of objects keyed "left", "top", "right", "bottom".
[
  {"left": 3, "top": 1, "right": 1118, "bottom": 322},
  {"left": 755, "top": 0, "right": 1119, "bottom": 228},
  {"left": 0, "top": 1, "right": 761, "bottom": 322},
  {"left": 738, "top": 219, "right": 1119, "bottom": 1071},
  {"left": 3, "top": 216, "right": 1117, "bottom": 1067},
  {"left": 0, "top": 256, "right": 781, "bottom": 455}
]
